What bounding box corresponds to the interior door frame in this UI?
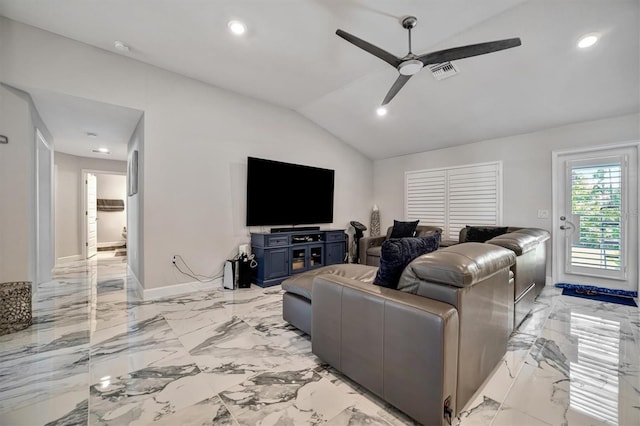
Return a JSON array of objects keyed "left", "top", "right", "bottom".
[
  {"left": 551, "top": 141, "right": 640, "bottom": 289},
  {"left": 81, "top": 169, "right": 127, "bottom": 259},
  {"left": 35, "top": 128, "right": 54, "bottom": 285},
  {"left": 80, "top": 169, "right": 98, "bottom": 260}
]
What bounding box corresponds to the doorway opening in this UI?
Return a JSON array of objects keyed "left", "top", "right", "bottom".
[
  {"left": 83, "top": 170, "right": 127, "bottom": 260},
  {"left": 552, "top": 143, "right": 639, "bottom": 292}
]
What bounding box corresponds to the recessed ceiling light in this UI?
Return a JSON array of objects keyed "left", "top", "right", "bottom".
[
  {"left": 577, "top": 33, "right": 599, "bottom": 49},
  {"left": 376, "top": 107, "right": 387, "bottom": 117},
  {"left": 114, "top": 40, "right": 130, "bottom": 52},
  {"left": 93, "top": 148, "right": 110, "bottom": 154},
  {"left": 228, "top": 20, "right": 247, "bottom": 36},
  {"left": 87, "top": 132, "right": 98, "bottom": 138}
]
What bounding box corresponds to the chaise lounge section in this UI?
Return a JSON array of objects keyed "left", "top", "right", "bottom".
[
  {"left": 282, "top": 242, "right": 516, "bottom": 426},
  {"left": 458, "top": 226, "right": 550, "bottom": 330}
]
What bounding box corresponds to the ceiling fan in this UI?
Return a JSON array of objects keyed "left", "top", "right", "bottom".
[{"left": 336, "top": 16, "right": 521, "bottom": 106}]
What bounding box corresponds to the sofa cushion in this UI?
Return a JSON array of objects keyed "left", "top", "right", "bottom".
[
  {"left": 374, "top": 234, "right": 441, "bottom": 289},
  {"left": 464, "top": 226, "right": 509, "bottom": 243},
  {"left": 282, "top": 264, "right": 378, "bottom": 300},
  {"left": 366, "top": 246, "right": 382, "bottom": 258},
  {"left": 389, "top": 220, "right": 420, "bottom": 238}
]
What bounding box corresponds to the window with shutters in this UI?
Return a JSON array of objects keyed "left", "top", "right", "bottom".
[{"left": 405, "top": 162, "right": 502, "bottom": 241}]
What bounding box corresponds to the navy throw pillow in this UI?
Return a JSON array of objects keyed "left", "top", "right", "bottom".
[
  {"left": 389, "top": 220, "right": 420, "bottom": 238},
  {"left": 465, "top": 226, "right": 509, "bottom": 243},
  {"left": 374, "top": 234, "right": 441, "bottom": 289}
]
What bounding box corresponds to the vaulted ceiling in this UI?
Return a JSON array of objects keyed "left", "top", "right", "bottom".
[{"left": 0, "top": 0, "right": 638, "bottom": 160}]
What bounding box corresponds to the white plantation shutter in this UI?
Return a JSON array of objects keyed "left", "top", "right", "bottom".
[
  {"left": 406, "top": 169, "right": 446, "bottom": 229},
  {"left": 405, "top": 162, "right": 502, "bottom": 240}
]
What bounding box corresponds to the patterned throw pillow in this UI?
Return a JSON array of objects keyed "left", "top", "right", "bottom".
[
  {"left": 389, "top": 220, "right": 420, "bottom": 238},
  {"left": 465, "top": 226, "right": 509, "bottom": 243},
  {"left": 374, "top": 234, "right": 441, "bottom": 289}
]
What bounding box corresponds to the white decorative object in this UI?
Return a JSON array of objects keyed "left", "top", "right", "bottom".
[{"left": 370, "top": 204, "right": 381, "bottom": 237}]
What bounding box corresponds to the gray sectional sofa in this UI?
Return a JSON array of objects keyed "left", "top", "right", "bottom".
[
  {"left": 282, "top": 242, "right": 517, "bottom": 426},
  {"left": 281, "top": 225, "right": 551, "bottom": 425}
]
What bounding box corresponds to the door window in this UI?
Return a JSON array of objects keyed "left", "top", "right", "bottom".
[{"left": 569, "top": 161, "right": 622, "bottom": 274}]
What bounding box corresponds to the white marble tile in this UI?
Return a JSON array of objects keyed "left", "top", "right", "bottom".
[
  {"left": 0, "top": 394, "right": 88, "bottom": 426},
  {"left": 183, "top": 316, "right": 319, "bottom": 394},
  {"left": 219, "top": 361, "right": 370, "bottom": 425},
  {"left": 2, "top": 255, "right": 639, "bottom": 426},
  {"left": 456, "top": 395, "right": 501, "bottom": 426},
  {"left": 491, "top": 406, "right": 552, "bottom": 425},
  {"left": 143, "top": 395, "right": 236, "bottom": 425},
  {"left": 0, "top": 344, "right": 90, "bottom": 414},
  {"left": 325, "top": 407, "right": 394, "bottom": 425},
  {"left": 88, "top": 364, "right": 219, "bottom": 425}
]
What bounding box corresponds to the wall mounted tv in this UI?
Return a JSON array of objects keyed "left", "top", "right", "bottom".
[{"left": 246, "top": 157, "right": 335, "bottom": 226}]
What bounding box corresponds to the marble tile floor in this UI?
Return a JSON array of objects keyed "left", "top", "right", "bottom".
[{"left": 0, "top": 254, "right": 637, "bottom": 426}]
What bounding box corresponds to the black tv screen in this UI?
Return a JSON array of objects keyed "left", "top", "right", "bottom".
[{"left": 246, "top": 157, "right": 335, "bottom": 226}]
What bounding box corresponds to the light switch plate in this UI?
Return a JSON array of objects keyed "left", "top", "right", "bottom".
[{"left": 537, "top": 209, "right": 549, "bottom": 219}]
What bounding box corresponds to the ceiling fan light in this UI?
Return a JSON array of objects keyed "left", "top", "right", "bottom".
[
  {"left": 577, "top": 33, "right": 599, "bottom": 48},
  {"left": 398, "top": 59, "right": 423, "bottom": 76}
]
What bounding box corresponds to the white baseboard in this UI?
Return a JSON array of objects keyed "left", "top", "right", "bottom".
[
  {"left": 126, "top": 265, "right": 144, "bottom": 299},
  {"left": 142, "top": 278, "right": 222, "bottom": 300},
  {"left": 545, "top": 275, "right": 553, "bottom": 286},
  {"left": 98, "top": 241, "right": 126, "bottom": 248},
  {"left": 55, "top": 254, "right": 83, "bottom": 265}
]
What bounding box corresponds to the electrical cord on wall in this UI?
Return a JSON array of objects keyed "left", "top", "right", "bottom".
[
  {"left": 172, "top": 254, "right": 222, "bottom": 282},
  {"left": 171, "top": 246, "right": 257, "bottom": 282}
]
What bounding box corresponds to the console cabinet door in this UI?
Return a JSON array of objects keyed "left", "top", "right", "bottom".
[
  {"left": 325, "top": 242, "right": 344, "bottom": 265},
  {"left": 265, "top": 248, "right": 289, "bottom": 280},
  {"left": 309, "top": 244, "right": 324, "bottom": 270}
]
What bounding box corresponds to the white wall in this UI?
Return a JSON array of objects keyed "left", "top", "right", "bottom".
[
  {"left": 127, "top": 115, "right": 144, "bottom": 284},
  {"left": 1, "top": 18, "right": 374, "bottom": 289},
  {"left": 374, "top": 114, "right": 639, "bottom": 233},
  {"left": 96, "top": 173, "right": 126, "bottom": 246},
  {"left": 54, "top": 152, "right": 126, "bottom": 260},
  {"left": 0, "top": 84, "right": 52, "bottom": 283}
]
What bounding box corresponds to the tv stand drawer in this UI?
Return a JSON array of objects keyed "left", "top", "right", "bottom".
[{"left": 267, "top": 236, "right": 289, "bottom": 247}]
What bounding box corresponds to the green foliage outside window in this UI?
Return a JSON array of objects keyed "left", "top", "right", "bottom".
[{"left": 571, "top": 166, "right": 621, "bottom": 250}]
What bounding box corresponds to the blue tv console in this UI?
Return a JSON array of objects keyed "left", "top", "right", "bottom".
[{"left": 250, "top": 229, "right": 346, "bottom": 287}]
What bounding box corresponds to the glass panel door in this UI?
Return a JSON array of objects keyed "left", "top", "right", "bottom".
[
  {"left": 568, "top": 161, "right": 623, "bottom": 276},
  {"left": 309, "top": 246, "right": 323, "bottom": 268},
  {"left": 291, "top": 247, "right": 306, "bottom": 272}
]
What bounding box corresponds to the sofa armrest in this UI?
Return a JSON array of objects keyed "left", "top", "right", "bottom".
[
  {"left": 486, "top": 228, "right": 549, "bottom": 255},
  {"left": 312, "top": 275, "right": 458, "bottom": 426},
  {"left": 358, "top": 235, "right": 386, "bottom": 264}
]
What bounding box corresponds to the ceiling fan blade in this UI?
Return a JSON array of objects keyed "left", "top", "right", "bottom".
[
  {"left": 382, "top": 74, "right": 412, "bottom": 106},
  {"left": 336, "top": 29, "right": 402, "bottom": 68},
  {"left": 418, "top": 38, "right": 521, "bottom": 66}
]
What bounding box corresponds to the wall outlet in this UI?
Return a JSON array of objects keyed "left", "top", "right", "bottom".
[
  {"left": 537, "top": 209, "right": 549, "bottom": 219},
  {"left": 239, "top": 244, "right": 249, "bottom": 256}
]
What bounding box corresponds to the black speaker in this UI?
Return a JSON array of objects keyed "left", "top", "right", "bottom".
[{"left": 238, "top": 258, "right": 252, "bottom": 288}]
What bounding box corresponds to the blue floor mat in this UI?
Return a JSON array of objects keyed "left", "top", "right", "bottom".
[{"left": 560, "top": 288, "right": 637, "bottom": 307}]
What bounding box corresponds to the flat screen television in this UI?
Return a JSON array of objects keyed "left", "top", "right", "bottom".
[{"left": 246, "top": 157, "right": 335, "bottom": 226}]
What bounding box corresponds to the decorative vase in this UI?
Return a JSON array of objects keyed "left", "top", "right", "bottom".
[{"left": 370, "top": 204, "right": 381, "bottom": 237}]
